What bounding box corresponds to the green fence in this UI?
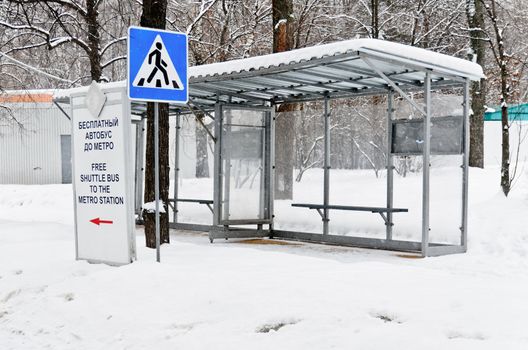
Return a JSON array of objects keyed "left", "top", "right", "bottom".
[{"left": 484, "top": 104, "right": 528, "bottom": 121}]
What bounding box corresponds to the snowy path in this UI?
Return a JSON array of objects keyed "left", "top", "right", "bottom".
[{"left": 2, "top": 219, "right": 528, "bottom": 349}]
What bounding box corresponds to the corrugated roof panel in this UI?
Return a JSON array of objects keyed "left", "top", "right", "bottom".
[{"left": 190, "top": 39, "right": 484, "bottom": 81}]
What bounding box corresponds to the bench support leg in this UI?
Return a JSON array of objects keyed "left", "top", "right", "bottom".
[
  {"left": 378, "top": 212, "right": 388, "bottom": 225},
  {"left": 173, "top": 113, "right": 180, "bottom": 225}
]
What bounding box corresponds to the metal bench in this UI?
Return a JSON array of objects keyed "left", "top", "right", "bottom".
[
  {"left": 168, "top": 198, "right": 214, "bottom": 213},
  {"left": 291, "top": 203, "right": 408, "bottom": 225}
]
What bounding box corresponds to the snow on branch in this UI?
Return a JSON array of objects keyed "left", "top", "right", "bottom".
[
  {"left": 99, "top": 37, "right": 126, "bottom": 57},
  {"left": 186, "top": 0, "right": 218, "bottom": 35},
  {"left": 101, "top": 55, "right": 126, "bottom": 69},
  {"left": 11, "top": 0, "right": 88, "bottom": 17},
  {"left": 0, "top": 51, "right": 74, "bottom": 83}
]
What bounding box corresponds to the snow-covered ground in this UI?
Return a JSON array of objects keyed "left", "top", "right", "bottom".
[{"left": 2, "top": 164, "right": 528, "bottom": 349}]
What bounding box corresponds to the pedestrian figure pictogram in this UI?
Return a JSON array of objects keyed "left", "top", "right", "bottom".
[
  {"left": 132, "top": 34, "right": 184, "bottom": 90},
  {"left": 146, "top": 42, "right": 170, "bottom": 87}
]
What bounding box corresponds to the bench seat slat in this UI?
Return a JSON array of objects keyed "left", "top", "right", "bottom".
[
  {"left": 291, "top": 203, "right": 408, "bottom": 213},
  {"left": 170, "top": 198, "right": 214, "bottom": 205}
]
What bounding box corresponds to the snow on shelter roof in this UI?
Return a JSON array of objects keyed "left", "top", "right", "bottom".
[
  {"left": 53, "top": 39, "right": 484, "bottom": 110},
  {"left": 187, "top": 39, "right": 483, "bottom": 107},
  {"left": 191, "top": 39, "right": 484, "bottom": 81}
]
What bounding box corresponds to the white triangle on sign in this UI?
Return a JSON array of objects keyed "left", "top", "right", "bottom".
[{"left": 132, "top": 35, "right": 184, "bottom": 90}]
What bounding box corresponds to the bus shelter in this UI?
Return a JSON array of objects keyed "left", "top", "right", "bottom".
[{"left": 146, "top": 39, "right": 483, "bottom": 257}]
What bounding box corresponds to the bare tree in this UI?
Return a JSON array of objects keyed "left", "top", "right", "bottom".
[
  {"left": 0, "top": 0, "right": 134, "bottom": 85},
  {"left": 167, "top": 0, "right": 269, "bottom": 178},
  {"left": 483, "top": 0, "right": 512, "bottom": 195},
  {"left": 466, "top": 0, "right": 487, "bottom": 168},
  {"left": 0, "top": 0, "right": 130, "bottom": 83},
  {"left": 273, "top": 0, "right": 296, "bottom": 200},
  {"left": 141, "top": 0, "right": 170, "bottom": 248},
  {"left": 370, "top": 0, "right": 379, "bottom": 38}
]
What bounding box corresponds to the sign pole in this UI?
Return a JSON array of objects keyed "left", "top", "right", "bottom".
[
  {"left": 128, "top": 26, "right": 188, "bottom": 263},
  {"left": 154, "top": 102, "right": 161, "bottom": 263}
]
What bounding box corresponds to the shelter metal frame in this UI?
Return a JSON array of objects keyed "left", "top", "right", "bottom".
[{"left": 166, "top": 48, "right": 474, "bottom": 257}]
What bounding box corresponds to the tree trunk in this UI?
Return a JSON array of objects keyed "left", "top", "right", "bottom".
[
  {"left": 500, "top": 71, "right": 510, "bottom": 196},
  {"left": 273, "top": 0, "right": 295, "bottom": 200},
  {"left": 275, "top": 105, "right": 296, "bottom": 199},
  {"left": 371, "top": 0, "right": 379, "bottom": 38},
  {"left": 195, "top": 114, "right": 209, "bottom": 178},
  {"left": 467, "top": 0, "right": 486, "bottom": 168},
  {"left": 189, "top": 49, "right": 209, "bottom": 179},
  {"left": 86, "top": 0, "right": 102, "bottom": 82},
  {"left": 488, "top": 0, "right": 510, "bottom": 196},
  {"left": 141, "top": 0, "right": 170, "bottom": 247}
]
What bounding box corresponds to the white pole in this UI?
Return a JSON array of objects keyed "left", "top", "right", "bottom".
[{"left": 154, "top": 102, "right": 160, "bottom": 263}]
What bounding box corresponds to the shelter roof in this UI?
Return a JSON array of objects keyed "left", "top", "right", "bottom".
[
  {"left": 188, "top": 38, "right": 482, "bottom": 108},
  {"left": 192, "top": 39, "right": 483, "bottom": 81}
]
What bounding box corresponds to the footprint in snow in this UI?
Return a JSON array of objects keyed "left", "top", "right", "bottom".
[
  {"left": 13, "top": 269, "right": 23, "bottom": 275},
  {"left": 71, "top": 270, "right": 87, "bottom": 277},
  {"left": 370, "top": 311, "right": 403, "bottom": 324},
  {"left": 11, "top": 329, "right": 25, "bottom": 335},
  {"left": 36, "top": 285, "right": 48, "bottom": 293},
  {"left": 163, "top": 323, "right": 196, "bottom": 339},
  {"left": 61, "top": 293, "right": 75, "bottom": 302},
  {"left": 446, "top": 330, "right": 487, "bottom": 341},
  {"left": 2, "top": 289, "right": 21, "bottom": 303},
  {"left": 256, "top": 319, "right": 300, "bottom": 333}
]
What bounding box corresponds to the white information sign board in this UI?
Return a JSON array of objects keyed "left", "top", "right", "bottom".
[{"left": 71, "top": 86, "right": 136, "bottom": 265}]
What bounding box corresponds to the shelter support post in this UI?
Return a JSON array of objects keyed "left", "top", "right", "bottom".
[
  {"left": 422, "top": 73, "right": 432, "bottom": 257},
  {"left": 134, "top": 115, "right": 146, "bottom": 220},
  {"left": 173, "top": 112, "right": 181, "bottom": 224},
  {"left": 386, "top": 90, "right": 394, "bottom": 240},
  {"left": 461, "top": 79, "right": 470, "bottom": 250},
  {"left": 222, "top": 109, "right": 232, "bottom": 224},
  {"left": 268, "top": 105, "right": 276, "bottom": 232},
  {"left": 323, "top": 95, "right": 330, "bottom": 235},
  {"left": 212, "top": 103, "right": 222, "bottom": 227}
]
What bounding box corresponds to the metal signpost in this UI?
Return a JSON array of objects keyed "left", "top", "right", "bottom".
[
  {"left": 128, "top": 26, "right": 188, "bottom": 262},
  {"left": 71, "top": 82, "right": 136, "bottom": 265}
]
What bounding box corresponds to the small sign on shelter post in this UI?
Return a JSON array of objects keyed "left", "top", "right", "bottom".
[{"left": 71, "top": 83, "right": 136, "bottom": 265}]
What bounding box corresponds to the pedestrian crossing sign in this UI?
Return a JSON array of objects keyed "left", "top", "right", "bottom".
[{"left": 128, "top": 26, "right": 188, "bottom": 103}]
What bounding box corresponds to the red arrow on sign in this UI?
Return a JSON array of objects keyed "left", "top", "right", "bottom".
[{"left": 90, "top": 217, "right": 114, "bottom": 225}]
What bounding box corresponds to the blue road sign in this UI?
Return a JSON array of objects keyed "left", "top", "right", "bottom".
[{"left": 128, "top": 26, "right": 188, "bottom": 103}]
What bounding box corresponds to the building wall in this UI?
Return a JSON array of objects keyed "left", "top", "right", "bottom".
[{"left": 0, "top": 102, "right": 71, "bottom": 184}]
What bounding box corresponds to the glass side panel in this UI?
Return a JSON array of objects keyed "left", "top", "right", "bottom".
[{"left": 221, "top": 108, "right": 267, "bottom": 222}]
